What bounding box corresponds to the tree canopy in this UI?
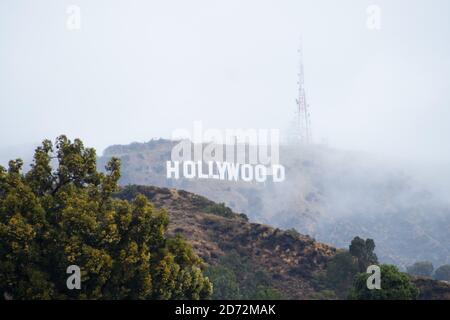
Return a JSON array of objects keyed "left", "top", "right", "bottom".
[
  {"left": 406, "top": 261, "right": 434, "bottom": 278},
  {"left": 349, "top": 236, "right": 378, "bottom": 272},
  {"left": 433, "top": 265, "right": 450, "bottom": 282},
  {"left": 324, "top": 236, "right": 378, "bottom": 298},
  {"left": 0, "top": 136, "right": 212, "bottom": 299},
  {"left": 325, "top": 251, "right": 359, "bottom": 297},
  {"left": 348, "top": 264, "right": 419, "bottom": 300}
]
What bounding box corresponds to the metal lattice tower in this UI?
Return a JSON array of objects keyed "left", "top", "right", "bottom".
[{"left": 295, "top": 43, "right": 312, "bottom": 144}]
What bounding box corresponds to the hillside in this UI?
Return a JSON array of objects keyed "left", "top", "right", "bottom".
[
  {"left": 115, "top": 185, "right": 337, "bottom": 299},
  {"left": 99, "top": 139, "right": 450, "bottom": 268},
  {"left": 115, "top": 185, "right": 450, "bottom": 300},
  {"left": 413, "top": 278, "right": 450, "bottom": 300}
]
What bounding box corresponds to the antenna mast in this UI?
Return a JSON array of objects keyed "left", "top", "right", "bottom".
[{"left": 296, "top": 43, "right": 312, "bottom": 144}]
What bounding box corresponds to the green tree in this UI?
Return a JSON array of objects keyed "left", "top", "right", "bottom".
[
  {"left": 251, "top": 286, "right": 284, "bottom": 300},
  {"left": 204, "top": 265, "right": 241, "bottom": 299},
  {"left": 326, "top": 251, "right": 360, "bottom": 297},
  {"left": 324, "top": 237, "right": 379, "bottom": 298},
  {"left": 0, "top": 136, "right": 212, "bottom": 300},
  {"left": 406, "top": 261, "right": 434, "bottom": 277},
  {"left": 433, "top": 265, "right": 450, "bottom": 281},
  {"left": 205, "top": 203, "right": 234, "bottom": 218},
  {"left": 349, "top": 237, "right": 378, "bottom": 272},
  {"left": 206, "top": 251, "right": 283, "bottom": 300},
  {"left": 348, "top": 265, "right": 419, "bottom": 300}
]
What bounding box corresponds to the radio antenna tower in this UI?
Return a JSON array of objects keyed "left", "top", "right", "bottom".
[{"left": 295, "top": 42, "right": 312, "bottom": 144}]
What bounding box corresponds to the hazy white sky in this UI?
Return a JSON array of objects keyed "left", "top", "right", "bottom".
[{"left": 1, "top": 0, "right": 450, "bottom": 164}]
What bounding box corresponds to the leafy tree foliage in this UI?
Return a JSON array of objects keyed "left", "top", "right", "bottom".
[
  {"left": 348, "top": 265, "right": 419, "bottom": 300},
  {"left": 205, "top": 251, "right": 284, "bottom": 300},
  {"left": 205, "top": 203, "right": 234, "bottom": 218},
  {"left": 349, "top": 236, "right": 378, "bottom": 272},
  {"left": 325, "top": 251, "right": 360, "bottom": 297},
  {"left": 406, "top": 261, "right": 434, "bottom": 277},
  {"left": 0, "top": 136, "right": 212, "bottom": 300},
  {"left": 251, "top": 286, "right": 284, "bottom": 300},
  {"left": 433, "top": 265, "right": 450, "bottom": 281},
  {"left": 204, "top": 265, "right": 240, "bottom": 299},
  {"left": 324, "top": 236, "right": 379, "bottom": 298}
]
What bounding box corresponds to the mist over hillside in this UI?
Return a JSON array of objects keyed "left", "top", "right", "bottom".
[{"left": 98, "top": 139, "right": 450, "bottom": 269}]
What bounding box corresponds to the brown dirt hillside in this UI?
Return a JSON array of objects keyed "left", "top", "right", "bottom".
[
  {"left": 116, "top": 185, "right": 450, "bottom": 300},
  {"left": 116, "top": 185, "right": 337, "bottom": 299}
]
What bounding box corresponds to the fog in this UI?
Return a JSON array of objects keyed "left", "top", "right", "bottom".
[
  {"left": 1, "top": 0, "right": 450, "bottom": 170},
  {"left": 93, "top": 137, "right": 450, "bottom": 267}
]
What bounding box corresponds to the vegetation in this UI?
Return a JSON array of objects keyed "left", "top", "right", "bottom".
[
  {"left": 325, "top": 236, "right": 378, "bottom": 298},
  {"left": 325, "top": 236, "right": 422, "bottom": 300},
  {"left": 309, "top": 290, "right": 337, "bottom": 300},
  {"left": 325, "top": 251, "right": 359, "bottom": 297},
  {"left": 204, "top": 265, "right": 240, "bottom": 299},
  {"left": 285, "top": 228, "right": 301, "bottom": 238},
  {"left": 406, "top": 261, "right": 434, "bottom": 277},
  {"left": 406, "top": 261, "right": 450, "bottom": 282},
  {"left": 348, "top": 265, "right": 419, "bottom": 300},
  {"left": 205, "top": 251, "right": 284, "bottom": 300},
  {"left": 433, "top": 265, "right": 450, "bottom": 281},
  {"left": 349, "top": 236, "right": 378, "bottom": 272},
  {"left": 0, "top": 136, "right": 212, "bottom": 299},
  {"left": 204, "top": 203, "right": 234, "bottom": 218},
  {"left": 251, "top": 287, "right": 285, "bottom": 300}
]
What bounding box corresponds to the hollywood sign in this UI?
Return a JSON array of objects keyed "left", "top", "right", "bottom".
[{"left": 166, "top": 123, "right": 285, "bottom": 183}]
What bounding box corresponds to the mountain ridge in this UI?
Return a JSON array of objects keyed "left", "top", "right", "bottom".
[{"left": 99, "top": 138, "right": 450, "bottom": 268}]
